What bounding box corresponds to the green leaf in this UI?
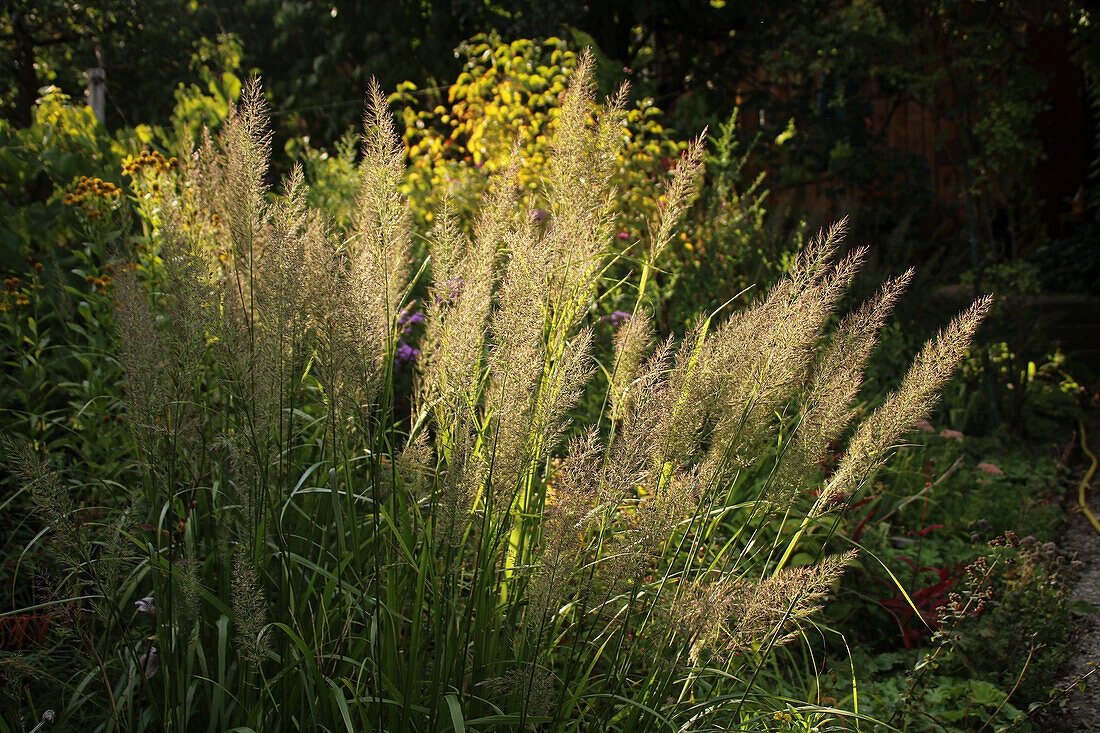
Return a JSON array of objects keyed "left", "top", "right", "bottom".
[{"left": 444, "top": 693, "right": 466, "bottom": 733}]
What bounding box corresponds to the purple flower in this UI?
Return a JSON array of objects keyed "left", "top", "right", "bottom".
[
  {"left": 531, "top": 209, "right": 549, "bottom": 223},
  {"left": 617, "top": 232, "right": 630, "bottom": 239},
  {"left": 396, "top": 310, "right": 424, "bottom": 327},
  {"left": 135, "top": 596, "right": 155, "bottom": 615},
  {"left": 600, "top": 310, "right": 633, "bottom": 327},
  {"left": 397, "top": 310, "right": 425, "bottom": 333},
  {"left": 395, "top": 340, "right": 420, "bottom": 365},
  {"left": 139, "top": 646, "right": 159, "bottom": 678}
]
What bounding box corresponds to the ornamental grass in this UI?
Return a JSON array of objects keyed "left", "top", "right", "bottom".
[{"left": 4, "top": 52, "right": 988, "bottom": 732}]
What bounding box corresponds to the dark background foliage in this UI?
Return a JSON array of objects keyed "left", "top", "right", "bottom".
[{"left": 5, "top": 1, "right": 1096, "bottom": 267}]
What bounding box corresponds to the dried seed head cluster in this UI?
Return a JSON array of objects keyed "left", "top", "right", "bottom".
[
  {"left": 774, "top": 268, "right": 914, "bottom": 499},
  {"left": 650, "top": 132, "right": 707, "bottom": 261}
]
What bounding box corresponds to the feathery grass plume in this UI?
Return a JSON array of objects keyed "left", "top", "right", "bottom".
[
  {"left": 434, "top": 435, "right": 485, "bottom": 549},
  {"left": 354, "top": 78, "right": 413, "bottom": 349},
  {"left": 528, "top": 428, "right": 602, "bottom": 621},
  {"left": 311, "top": 82, "right": 416, "bottom": 419},
  {"left": 153, "top": 213, "right": 215, "bottom": 383},
  {"left": 649, "top": 131, "right": 707, "bottom": 262},
  {"left": 523, "top": 663, "right": 555, "bottom": 721},
  {"left": 644, "top": 318, "right": 710, "bottom": 473},
  {"left": 256, "top": 165, "right": 321, "bottom": 353},
  {"left": 418, "top": 182, "right": 503, "bottom": 451},
  {"left": 252, "top": 166, "right": 332, "bottom": 477},
  {"left": 123, "top": 206, "right": 215, "bottom": 478},
  {"left": 397, "top": 429, "right": 434, "bottom": 502},
  {"left": 426, "top": 195, "right": 468, "bottom": 286},
  {"left": 482, "top": 663, "right": 555, "bottom": 722},
  {"left": 485, "top": 221, "right": 547, "bottom": 502},
  {"left": 231, "top": 544, "right": 269, "bottom": 671},
  {"left": 598, "top": 461, "right": 702, "bottom": 594},
  {"left": 221, "top": 78, "right": 271, "bottom": 273},
  {"left": 188, "top": 80, "right": 292, "bottom": 492},
  {"left": 478, "top": 55, "right": 628, "bottom": 509},
  {"left": 419, "top": 201, "right": 487, "bottom": 407},
  {"left": 472, "top": 146, "right": 522, "bottom": 260},
  {"left": 4, "top": 443, "right": 129, "bottom": 629},
  {"left": 93, "top": 510, "right": 134, "bottom": 625},
  {"left": 697, "top": 223, "right": 865, "bottom": 487},
  {"left": 603, "top": 335, "right": 675, "bottom": 508},
  {"left": 773, "top": 269, "right": 914, "bottom": 500},
  {"left": 0, "top": 653, "right": 39, "bottom": 713},
  {"left": 529, "top": 327, "right": 596, "bottom": 466},
  {"left": 681, "top": 550, "right": 857, "bottom": 664},
  {"left": 622, "top": 466, "right": 701, "bottom": 579},
  {"left": 2, "top": 440, "right": 86, "bottom": 575},
  {"left": 418, "top": 180, "right": 514, "bottom": 544},
  {"left": 14, "top": 48, "right": 997, "bottom": 730},
  {"left": 227, "top": 434, "right": 265, "bottom": 535},
  {"left": 820, "top": 295, "right": 993, "bottom": 511},
  {"left": 175, "top": 545, "right": 202, "bottom": 640},
  {"left": 544, "top": 50, "right": 628, "bottom": 342},
  {"left": 199, "top": 77, "right": 271, "bottom": 322},
  {"left": 200, "top": 88, "right": 327, "bottom": 458},
  {"left": 608, "top": 309, "right": 654, "bottom": 421},
  {"left": 113, "top": 269, "right": 169, "bottom": 456}
]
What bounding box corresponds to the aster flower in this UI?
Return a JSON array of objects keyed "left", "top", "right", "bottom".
[
  {"left": 395, "top": 340, "right": 420, "bottom": 364},
  {"left": 600, "top": 310, "right": 633, "bottom": 327}
]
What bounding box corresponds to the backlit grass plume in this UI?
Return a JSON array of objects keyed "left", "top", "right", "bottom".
[{"left": 4, "top": 51, "right": 988, "bottom": 732}]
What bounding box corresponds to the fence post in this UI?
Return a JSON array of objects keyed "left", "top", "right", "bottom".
[{"left": 86, "top": 67, "right": 106, "bottom": 124}]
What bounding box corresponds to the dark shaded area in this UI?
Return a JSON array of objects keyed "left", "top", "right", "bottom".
[{"left": 6, "top": 3, "right": 1096, "bottom": 252}]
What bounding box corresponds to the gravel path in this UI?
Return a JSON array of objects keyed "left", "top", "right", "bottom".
[{"left": 1036, "top": 421, "right": 1100, "bottom": 732}]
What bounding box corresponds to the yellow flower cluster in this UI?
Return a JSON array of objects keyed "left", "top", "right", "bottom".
[
  {"left": 122, "top": 149, "right": 179, "bottom": 177},
  {"left": 63, "top": 176, "right": 124, "bottom": 221},
  {"left": 85, "top": 263, "right": 115, "bottom": 293},
  {"left": 393, "top": 34, "right": 684, "bottom": 238},
  {"left": 64, "top": 176, "right": 121, "bottom": 205},
  {"left": 1, "top": 275, "right": 30, "bottom": 310}
]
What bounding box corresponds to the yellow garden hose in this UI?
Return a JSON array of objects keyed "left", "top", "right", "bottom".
[{"left": 1078, "top": 418, "right": 1100, "bottom": 536}]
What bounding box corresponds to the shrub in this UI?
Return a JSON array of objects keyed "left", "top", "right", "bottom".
[
  {"left": 391, "top": 34, "right": 683, "bottom": 240},
  {"left": 2, "top": 54, "right": 988, "bottom": 731}
]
